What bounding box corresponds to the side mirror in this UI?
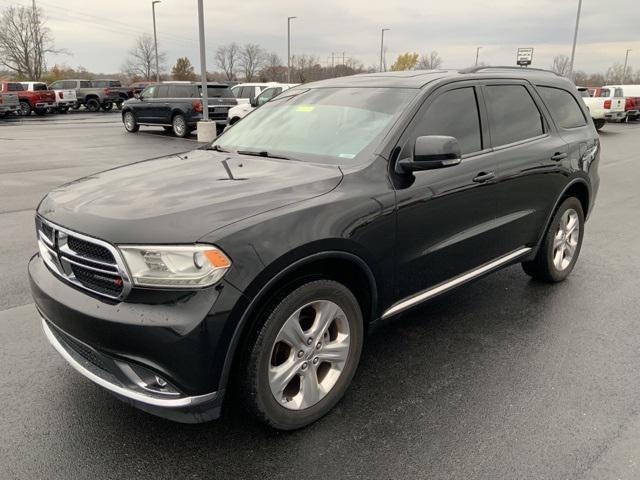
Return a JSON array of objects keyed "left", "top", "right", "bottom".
[
  {"left": 134, "top": 93, "right": 141, "bottom": 100},
  {"left": 396, "top": 135, "right": 462, "bottom": 174}
]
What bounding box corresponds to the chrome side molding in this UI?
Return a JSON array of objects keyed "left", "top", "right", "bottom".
[{"left": 382, "top": 247, "right": 532, "bottom": 319}]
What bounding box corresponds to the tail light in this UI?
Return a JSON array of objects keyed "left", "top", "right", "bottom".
[
  {"left": 192, "top": 100, "right": 203, "bottom": 113},
  {"left": 604, "top": 99, "right": 611, "bottom": 109},
  {"left": 0, "top": 97, "right": 3, "bottom": 105},
  {"left": 104, "top": 88, "right": 110, "bottom": 96},
  {"left": 625, "top": 98, "right": 636, "bottom": 110},
  {"left": 59, "top": 92, "right": 64, "bottom": 99}
]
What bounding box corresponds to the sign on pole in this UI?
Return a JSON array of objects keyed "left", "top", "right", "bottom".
[{"left": 517, "top": 48, "right": 534, "bottom": 67}]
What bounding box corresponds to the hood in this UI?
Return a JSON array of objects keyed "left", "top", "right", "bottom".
[{"left": 38, "top": 149, "right": 342, "bottom": 244}]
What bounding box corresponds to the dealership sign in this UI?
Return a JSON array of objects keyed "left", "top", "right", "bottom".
[{"left": 517, "top": 48, "right": 534, "bottom": 66}]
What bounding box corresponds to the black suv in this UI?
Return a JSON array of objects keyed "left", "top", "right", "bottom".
[
  {"left": 121, "top": 82, "right": 237, "bottom": 137},
  {"left": 30, "top": 68, "right": 599, "bottom": 430}
]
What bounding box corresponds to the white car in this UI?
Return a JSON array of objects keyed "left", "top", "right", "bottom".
[
  {"left": 577, "top": 87, "right": 625, "bottom": 130},
  {"left": 228, "top": 83, "right": 298, "bottom": 125},
  {"left": 230, "top": 82, "right": 281, "bottom": 105}
]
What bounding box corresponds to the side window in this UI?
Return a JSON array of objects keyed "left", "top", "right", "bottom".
[
  {"left": 484, "top": 85, "right": 544, "bottom": 147},
  {"left": 80, "top": 81, "right": 92, "bottom": 88},
  {"left": 596, "top": 88, "right": 610, "bottom": 98},
  {"left": 155, "top": 85, "right": 170, "bottom": 98},
  {"left": 142, "top": 85, "right": 157, "bottom": 98},
  {"left": 614, "top": 88, "right": 624, "bottom": 97},
  {"left": 538, "top": 86, "right": 587, "bottom": 129},
  {"left": 49, "top": 81, "right": 62, "bottom": 89},
  {"left": 409, "top": 87, "right": 483, "bottom": 155},
  {"left": 231, "top": 85, "right": 240, "bottom": 98},
  {"left": 63, "top": 81, "right": 76, "bottom": 89},
  {"left": 256, "top": 87, "right": 277, "bottom": 106}
]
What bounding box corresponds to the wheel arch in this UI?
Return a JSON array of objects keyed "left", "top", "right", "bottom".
[{"left": 218, "top": 249, "right": 379, "bottom": 395}]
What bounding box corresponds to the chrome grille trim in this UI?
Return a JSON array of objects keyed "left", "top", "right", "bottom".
[{"left": 36, "top": 215, "right": 132, "bottom": 300}]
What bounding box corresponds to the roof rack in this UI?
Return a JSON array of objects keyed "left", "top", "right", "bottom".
[{"left": 461, "top": 66, "right": 559, "bottom": 76}]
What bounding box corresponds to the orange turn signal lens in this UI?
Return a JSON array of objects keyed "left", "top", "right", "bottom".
[{"left": 204, "top": 249, "right": 231, "bottom": 268}]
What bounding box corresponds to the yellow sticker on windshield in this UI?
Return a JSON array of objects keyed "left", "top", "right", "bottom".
[{"left": 296, "top": 105, "right": 315, "bottom": 112}]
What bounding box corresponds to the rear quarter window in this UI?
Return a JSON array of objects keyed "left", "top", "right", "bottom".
[
  {"left": 484, "top": 84, "right": 544, "bottom": 146},
  {"left": 538, "top": 87, "right": 587, "bottom": 129}
]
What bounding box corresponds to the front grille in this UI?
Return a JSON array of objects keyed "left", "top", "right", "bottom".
[{"left": 36, "top": 216, "right": 130, "bottom": 300}]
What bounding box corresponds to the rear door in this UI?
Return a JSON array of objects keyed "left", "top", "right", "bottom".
[
  {"left": 479, "top": 81, "right": 568, "bottom": 253},
  {"left": 394, "top": 81, "right": 506, "bottom": 299}
]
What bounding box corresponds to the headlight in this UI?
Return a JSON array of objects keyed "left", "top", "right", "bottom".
[{"left": 119, "top": 244, "right": 231, "bottom": 288}]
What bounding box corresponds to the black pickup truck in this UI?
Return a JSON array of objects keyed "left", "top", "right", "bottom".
[
  {"left": 92, "top": 79, "right": 134, "bottom": 110},
  {"left": 121, "top": 82, "right": 238, "bottom": 137}
]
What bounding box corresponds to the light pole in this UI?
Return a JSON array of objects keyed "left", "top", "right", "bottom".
[
  {"left": 151, "top": 1, "right": 161, "bottom": 83},
  {"left": 623, "top": 49, "right": 632, "bottom": 85},
  {"left": 380, "top": 28, "right": 390, "bottom": 72},
  {"left": 196, "top": 0, "right": 216, "bottom": 141},
  {"left": 475, "top": 46, "right": 482, "bottom": 66},
  {"left": 287, "top": 16, "right": 296, "bottom": 83},
  {"left": 568, "top": 0, "right": 582, "bottom": 79}
]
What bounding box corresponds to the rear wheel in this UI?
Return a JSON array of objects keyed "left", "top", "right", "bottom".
[
  {"left": 172, "top": 114, "right": 190, "bottom": 138},
  {"left": 522, "top": 197, "right": 584, "bottom": 282},
  {"left": 122, "top": 111, "right": 139, "bottom": 133},
  {"left": 85, "top": 98, "right": 100, "bottom": 112},
  {"left": 19, "top": 101, "right": 32, "bottom": 116},
  {"left": 593, "top": 118, "right": 605, "bottom": 131},
  {"left": 101, "top": 102, "right": 113, "bottom": 112},
  {"left": 239, "top": 279, "right": 364, "bottom": 430}
]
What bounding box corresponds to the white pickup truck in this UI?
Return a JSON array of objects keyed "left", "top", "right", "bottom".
[
  {"left": 577, "top": 86, "right": 625, "bottom": 130},
  {"left": 227, "top": 83, "right": 298, "bottom": 125}
]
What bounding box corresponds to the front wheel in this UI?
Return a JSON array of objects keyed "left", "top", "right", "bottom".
[
  {"left": 593, "top": 118, "right": 605, "bottom": 131},
  {"left": 239, "top": 279, "right": 364, "bottom": 430},
  {"left": 85, "top": 98, "right": 100, "bottom": 112},
  {"left": 122, "top": 111, "right": 139, "bottom": 132},
  {"left": 116, "top": 100, "right": 124, "bottom": 110},
  {"left": 522, "top": 197, "right": 584, "bottom": 282}
]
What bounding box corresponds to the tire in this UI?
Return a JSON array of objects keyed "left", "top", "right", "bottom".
[
  {"left": 71, "top": 103, "right": 81, "bottom": 110},
  {"left": 122, "top": 111, "right": 139, "bottom": 133},
  {"left": 171, "top": 114, "right": 190, "bottom": 138},
  {"left": 593, "top": 118, "right": 605, "bottom": 131},
  {"left": 19, "top": 101, "right": 32, "bottom": 116},
  {"left": 101, "top": 102, "right": 113, "bottom": 112},
  {"left": 57, "top": 106, "right": 69, "bottom": 114},
  {"left": 85, "top": 98, "right": 100, "bottom": 112},
  {"left": 522, "top": 197, "right": 584, "bottom": 282},
  {"left": 116, "top": 100, "right": 124, "bottom": 110},
  {"left": 239, "top": 279, "right": 364, "bottom": 430}
]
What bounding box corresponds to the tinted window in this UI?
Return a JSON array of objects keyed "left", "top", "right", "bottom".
[
  {"left": 141, "top": 85, "right": 157, "bottom": 98},
  {"left": 80, "top": 81, "right": 91, "bottom": 88},
  {"left": 49, "top": 81, "right": 62, "bottom": 89},
  {"left": 412, "top": 87, "right": 483, "bottom": 155},
  {"left": 199, "top": 85, "right": 235, "bottom": 98},
  {"left": 168, "top": 85, "right": 193, "bottom": 98},
  {"left": 485, "top": 85, "right": 544, "bottom": 146},
  {"left": 596, "top": 89, "right": 610, "bottom": 98},
  {"left": 614, "top": 88, "right": 624, "bottom": 97},
  {"left": 7, "top": 83, "right": 24, "bottom": 91},
  {"left": 92, "top": 80, "right": 106, "bottom": 87},
  {"left": 155, "top": 85, "right": 170, "bottom": 98},
  {"left": 538, "top": 87, "right": 586, "bottom": 129},
  {"left": 62, "top": 81, "right": 76, "bottom": 89},
  {"left": 32, "top": 83, "right": 48, "bottom": 91}
]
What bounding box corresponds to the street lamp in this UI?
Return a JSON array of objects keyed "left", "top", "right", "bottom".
[
  {"left": 196, "top": 0, "right": 216, "bottom": 142},
  {"left": 380, "top": 28, "right": 390, "bottom": 72},
  {"left": 623, "top": 49, "right": 632, "bottom": 85},
  {"left": 475, "top": 46, "right": 482, "bottom": 67},
  {"left": 151, "top": 1, "right": 161, "bottom": 83},
  {"left": 568, "top": 0, "right": 583, "bottom": 79},
  {"left": 287, "top": 16, "right": 296, "bottom": 83}
]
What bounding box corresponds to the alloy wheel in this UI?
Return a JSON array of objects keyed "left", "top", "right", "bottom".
[
  {"left": 552, "top": 208, "right": 580, "bottom": 271},
  {"left": 173, "top": 116, "right": 186, "bottom": 136},
  {"left": 269, "top": 300, "right": 351, "bottom": 410},
  {"left": 124, "top": 112, "right": 135, "bottom": 131}
]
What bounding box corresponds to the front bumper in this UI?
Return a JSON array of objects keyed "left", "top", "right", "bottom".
[{"left": 29, "top": 253, "right": 245, "bottom": 422}]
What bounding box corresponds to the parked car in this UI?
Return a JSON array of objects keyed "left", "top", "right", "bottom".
[
  {"left": 48, "top": 79, "right": 120, "bottom": 112},
  {"left": 30, "top": 67, "right": 599, "bottom": 430},
  {"left": 1, "top": 81, "right": 56, "bottom": 116},
  {"left": 130, "top": 81, "right": 154, "bottom": 95},
  {"left": 0, "top": 86, "right": 20, "bottom": 117},
  {"left": 230, "top": 82, "right": 277, "bottom": 104},
  {"left": 92, "top": 79, "right": 134, "bottom": 110},
  {"left": 596, "top": 85, "right": 640, "bottom": 121},
  {"left": 576, "top": 86, "right": 625, "bottom": 129},
  {"left": 20, "top": 81, "right": 74, "bottom": 114},
  {"left": 227, "top": 83, "right": 298, "bottom": 125},
  {"left": 121, "top": 82, "right": 238, "bottom": 137}
]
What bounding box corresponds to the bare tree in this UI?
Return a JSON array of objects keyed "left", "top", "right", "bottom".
[
  {"left": 551, "top": 55, "right": 571, "bottom": 77},
  {"left": 416, "top": 51, "right": 443, "bottom": 70},
  {"left": 606, "top": 62, "right": 628, "bottom": 84},
  {"left": 240, "top": 43, "right": 266, "bottom": 81},
  {"left": 122, "top": 34, "right": 166, "bottom": 80},
  {"left": 215, "top": 43, "right": 240, "bottom": 81},
  {"left": 0, "top": 5, "right": 60, "bottom": 79},
  {"left": 260, "top": 52, "right": 286, "bottom": 82}
]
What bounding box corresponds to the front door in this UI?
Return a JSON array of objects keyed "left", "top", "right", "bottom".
[{"left": 393, "top": 82, "right": 505, "bottom": 301}]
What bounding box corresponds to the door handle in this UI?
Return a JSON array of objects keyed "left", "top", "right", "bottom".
[
  {"left": 473, "top": 171, "right": 495, "bottom": 183},
  {"left": 551, "top": 152, "right": 568, "bottom": 161}
]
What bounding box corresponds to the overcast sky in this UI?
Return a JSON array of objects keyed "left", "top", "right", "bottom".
[{"left": 3, "top": 0, "right": 639, "bottom": 74}]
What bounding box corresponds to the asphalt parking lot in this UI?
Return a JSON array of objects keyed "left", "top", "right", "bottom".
[{"left": 1, "top": 113, "right": 639, "bottom": 479}]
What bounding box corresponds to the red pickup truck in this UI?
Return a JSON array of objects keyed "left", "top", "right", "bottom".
[{"left": 0, "top": 81, "right": 56, "bottom": 116}]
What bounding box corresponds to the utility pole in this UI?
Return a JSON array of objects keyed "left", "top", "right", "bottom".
[
  {"left": 568, "top": 0, "right": 582, "bottom": 79},
  {"left": 380, "top": 28, "right": 390, "bottom": 72},
  {"left": 623, "top": 49, "right": 632, "bottom": 85},
  {"left": 151, "top": 1, "right": 161, "bottom": 83},
  {"left": 475, "top": 46, "right": 482, "bottom": 66},
  {"left": 342, "top": 52, "right": 345, "bottom": 66},
  {"left": 287, "top": 16, "right": 296, "bottom": 83}
]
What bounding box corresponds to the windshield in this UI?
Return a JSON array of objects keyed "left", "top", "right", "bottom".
[{"left": 213, "top": 87, "right": 417, "bottom": 163}]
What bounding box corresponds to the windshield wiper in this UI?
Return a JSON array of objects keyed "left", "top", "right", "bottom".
[
  {"left": 205, "top": 144, "right": 229, "bottom": 153},
  {"left": 237, "top": 150, "right": 290, "bottom": 160}
]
